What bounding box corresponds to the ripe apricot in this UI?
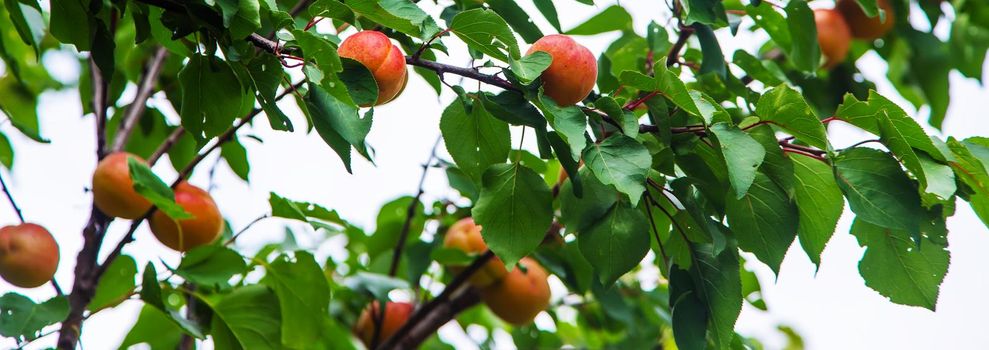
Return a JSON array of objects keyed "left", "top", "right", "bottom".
[
  {"left": 527, "top": 34, "right": 597, "bottom": 106},
  {"left": 354, "top": 301, "right": 414, "bottom": 346},
  {"left": 837, "top": 0, "right": 895, "bottom": 40},
  {"left": 0, "top": 223, "right": 59, "bottom": 288},
  {"left": 442, "top": 217, "right": 507, "bottom": 288},
  {"left": 814, "top": 9, "right": 853, "bottom": 68},
  {"left": 149, "top": 182, "right": 223, "bottom": 252},
  {"left": 337, "top": 30, "right": 409, "bottom": 106},
  {"left": 93, "top": 152, "right": 153, "bottom": 219},
  {"left": 480, "top": 257, "right": 551, "bottom": 325}
]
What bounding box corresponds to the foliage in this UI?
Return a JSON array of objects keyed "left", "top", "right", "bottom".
[{"left": 0, "top": 0, "right": 988, "bottom": 349}]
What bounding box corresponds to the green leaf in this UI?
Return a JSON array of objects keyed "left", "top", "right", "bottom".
[
  {"left": 221, "top": 136, "right": 251, "bottom": 181},
  {"left": 565, "top": 5, "right": 632, "bottom": 35},
  {"left": 485, "top": 0, "right": 544, "bottom": 43},
  {"left": 852, "top": 219, "right": 949, "bottom": 310},
  {"left": 481, "top": 91, "right": 547, "bottom": 128},
  {"left": 0, "top": 293, "right": 68, "bottom": 338},
  {"left": 578, "top": 202, "right": 650, "bottom": 285},
  {"left": 693, "top": 24, "right": 726, "bottom": 78},
  {"left": 178, "top": 55, "right": 248, "bottom": 141},
  {"left": 49, "top": 0, "right": 92, "bottom": 51},
  {"left": 582, "top": 134, "right": 651, "bottom": 205},
  {"left": 725, "top": 173, "right": 798, "bottom": 274},
  {"left": 669, "top": 267, "right": 707, "bottom": 350},
  {"left": 127, "top": 157, "right": 191, "bottom": 220},
  {"left": 342, "top": 272, "right": 410, "bottom": 299},
  {"left": 303, "top": 84, "right": 373, "bottom": 173},
  {"left": 533, "top": 0, "right": 561, "bottom": 33},
  {"left": 946, "top": 139, "right": 989, "bottom": 227},
  {"left": 732, "top": 50, "right": 784, "bottom": 86},
  {"left": 208, "top": 285, "right": 282, "bottom": 350},
  {"left": 367, "top": 196, "right": 424, "bottom": 257},
  {"left": 440, "top": 98, "right": 511, "bottom": 183},
  {"left": 834, "top": 148, "right": 923, "bottom": 236},
  {"left": 269, "top": 192, "right": 346, "bottom": 228},
  {"left": 246, "top": 54, "right": 293, "bottom": 131},
  {"left": 472, "top": 163, "right": 554, "bottom": 268},
  {"left": 746, "top": 3, "right": 790, "bottom": 53},
  {"left": 344, "top": 0, "right": 440, "bottom": 40},
  {"left": 339, "top": 57, "right": 379, "bottom": 107},
  {"left": 692, "top": 243, "right": 742, "bottom": 350},
  {"left": 175, "top": 245, "right": 247, "bottom": 286},
  {"left": 834, "top": 92, "right": 943, "bottom": 162},
  {"left": 449, "top": 8, "right": 520, "bottom": 62},
  {"left": 709, "top": 123, "right": 765, "bottom": 199},
  {"left": 559, "top": 168, "right": 617, "bottom": 233},
  {"left": 139, "top": 264, "right": 204, "bottom": 338},
  {"left": 875, "top": 112, "right": 953, "bottom": 200},
  {"left": 0, "top": 132, "right": 12, "bottom": 169},
  {"left": 216, "top": 0, "right": 261, "bottom": 39},
  {"left": 682, "top": 0, "right": 728, "bottom": 27},
  {"left": 0, "top": 76, "right": 46, "bottom": 142},
  {"left": 790, "top": 154, "right": 843, "bottom": 267},
  {"left": 120, "top": 305, "right": 184, "bottom": 349},
  {"left": 755, "top": 84, "right": 828, "bottom": 149},
  {"left": 538, "top": 94, "right": 587, "bottom": 161},
  {"left": 784, "top": 0, "right": 820, "bottom": 72},
  {"left": 261, "top": 252, "right": 331, "bottom": 348},
  {"left": 89, "top": 255, "right": 138, "bottom": 312},
  {"left": 509, "top": 51, "right": 552, "bottom": 85},
  {"left": 4, "top": 0, "right": 43, "bottom": 56},
  {"left": 619, "top": 65, "right": 701, "bottom": 118}
]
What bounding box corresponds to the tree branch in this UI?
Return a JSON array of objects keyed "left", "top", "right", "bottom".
[
  {"left": 667, "top": 26, "right": 695, "bottom": 67},
  {"left": 387, "top": 136, "right": 442, "bottom": 277},
  {"left": 0, "top": 169, "right": 24, "bottom": 223},
  {"left": 377, "top": 250, "right": 494, "bottom": 350},
  {"left": 89, "top": 58, "right": 110, "bottom": 160},
  {"left": 111, "top": 47, "right": 169, "bottom": 152},
  {"left": 147, "top": 127, "right": 184, "bottom": 166}
]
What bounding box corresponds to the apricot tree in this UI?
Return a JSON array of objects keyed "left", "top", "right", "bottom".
[{"left": 0, "top": 0, "right": 988, "bottom": 349}]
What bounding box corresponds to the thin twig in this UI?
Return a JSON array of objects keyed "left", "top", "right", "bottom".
[
  {"left": 147, "top": 127, "right": 184, "bottom": 166},
  {"left": 111, "top": 47, "right": 168, "bottom": 152},
  {"left": 0, "top": 170, "right": 24, "bottom": 223},
  {"left": 89, "top": 58, "right": 109, "bottom": 160},
  {"left": 224, "top": 214, "right": 271, "bottom": 246},
  {"left": 667, "top": 26, "right": 695, "bottom": 67}
]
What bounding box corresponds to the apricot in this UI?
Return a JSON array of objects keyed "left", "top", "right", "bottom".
[
  {"left": 837, "top": 0, "right": 895, "bottom": 40},
  {"left": 149, "top": 182, "right": 222, "bottom": 252},
  {"left": 337, "top": 30, "right": 409, "bottom": 106},
  {"left": 527, "top": 34, "right": 597, "bottom": 106},
  {"left": 93, "top": 152, "right": 153, "bottom": 219},
  {"left": 480, "top": 257, "right": 551, "bottom": 325},
  {"left": 442, "top": 217, "right": 507, "bottom": 288},
  {"left": 814, "top": 9, "right": 852, "bottom": 68},
  {"left": 0, "top": 223, "right": 59, "bottom": 288},
  {"left": 354, "top": 301, "right": 414, "bottom": 346}
]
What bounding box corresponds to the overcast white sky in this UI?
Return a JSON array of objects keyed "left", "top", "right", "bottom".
[{"left": 2, "top": 1, "right": 987, "bottom": 349}]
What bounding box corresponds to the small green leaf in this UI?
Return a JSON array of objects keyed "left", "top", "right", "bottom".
[
  {"left": 207, "top": 286, "right": 282, "bottom": 350},
  {"left": 127, "top": 157, "right": 191, "bottom": 220},
  {"left": 725, "top": 173, "right": 798, "bottom": 274},
  {"left": 538, "top": 94, "right": 587, "bottom": 161},
  {"left": 472, "top": 163, "right": 554, "bottom": 268},
  {"left": 449, "top": 8, "right": 520, "bottom": 62},
  {"left": 262, "top": 252, "right": 331, "bottom": 348},
  {"left": 755, "top": 84, "right": 828, "bottom": 150},
  {"left": 791, "top": 154, "right": 843, "bottom": 267},
  {"left": 709, "top": 123, "right": 765, "bottom": 199},
  {"left": 119, "top": 305, "right": 184, "bottom": 349},
  {"left": 344, "top": 0, "right": 440, "bottom": 40},
  {"left": 440, "top": 98, "right": 511, "bottom": 183},
  {"left": 834, "top": 148, "right": 923, "bottom": 236},
  {"left": 582, "top": 134, "right": 651, "bottom": 205},
  {"left": 852, "top": 219, "right": 948, "bottom": 310},
  {"left": 89, "top": 255, "right": 138, "bottom": 312},
  {"left": 565, "top": 5, "right": 632, "bottom": 35},
  {"left": 578, "top": 202, "right": 650, "bottom": 285},
  {"left": 178, "top": 55, "right": 248, "bottom": 141},
  {"left": 485, "top": 0, "right": 544, "bottom": 43},
  {"left": 303, "top": 84, "right": 373, "bottom": 173},
  {"left": 509, "top": 51, "right": 552, "bottom": 85},
  {"left": 175, "top": 245, "right": 247, "bottom": 286},
  {"left": 682, "top": 0, "right": 728, "bottom": 27},
  {"left": 0, "top": 293, "right": 69, "bottom": 338},
  {"left": 784, "top": 0, "right": 820, "bottom": 72}
]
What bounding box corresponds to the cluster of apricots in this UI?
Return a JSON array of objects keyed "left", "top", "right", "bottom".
[
  {"left": 93, "top": 152, "right": 223, "bottom": 252},
  {"left": 0, "top": 152, "right": 223, "bottom": 288},
  {"left": 337, "top": 31, "right": 596, "bottom": 107},
  {"left": 815, "top": 0, "right": 896, "bottom": 68},
  {"left": 352, "top": 218, "right": 552, "bottom": 347}
]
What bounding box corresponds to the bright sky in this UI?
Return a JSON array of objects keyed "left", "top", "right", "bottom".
[{"left": 2, "top": 1, "right": 987, "bottom": 349}]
